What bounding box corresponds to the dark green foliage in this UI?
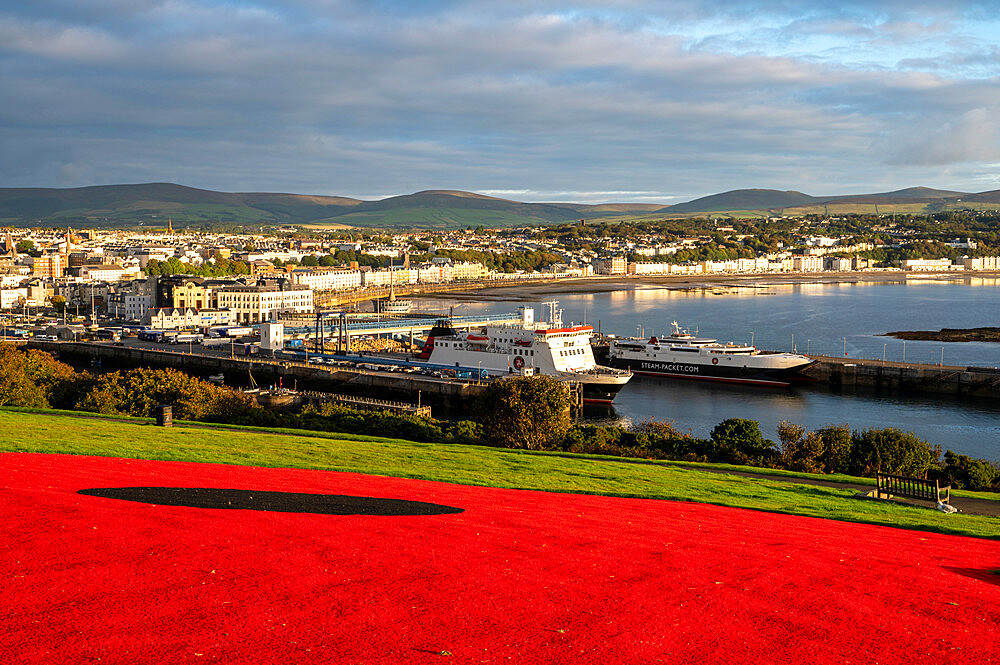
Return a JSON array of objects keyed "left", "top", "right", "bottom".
[
  {"left": 630, "top": 419, "right": 714, "bottom": 460},
  {"left": 848, "top": 428, "right": 941, "bottom": 477},
  {"left": 561, "top": 420, "right": 712, "bottom": 460},
  {"left": 0, "top": 343, "right": 75, "bottom": 407},
  {"left": 710, "top": 418, "right": 777, "bottom": 464},
  {"left": 778, "top": 422, "right": 851, "bottom": 474},
  {"left": 292, "top": 402, "right": 480, "bottom": 444},
  {"left": 144, "top": 257, "right": 251, "bottom": 277},
  {"left": 938, "top": 450, "right": 1000, "bottom": 491},
  {"left": 73, "top": 367, "right": 258, "bottom": 420},
  {"left": 476, "top": 375, "right": 571, "bottom": 449}
]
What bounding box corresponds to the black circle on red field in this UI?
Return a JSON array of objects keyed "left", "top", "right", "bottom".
[{"left": 78, "top": 488, "right": 464, "bottom": 516}]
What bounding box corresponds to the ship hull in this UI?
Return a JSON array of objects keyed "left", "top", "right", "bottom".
[
  {"left": 567, "top": 374, "right": 631, "bottom": 404},
  {"left": 604, "top": 356, "right": 814, "bottom": 388}
]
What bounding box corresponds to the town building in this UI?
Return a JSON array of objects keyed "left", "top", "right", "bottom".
[
  {"left": 143, "top": 307, "right": 233, "bottom": 329},
  {"left": 594, "top": 256, "right": 627, "bottom": 275},
  {"left": 215, "top": 279, "right": 313, "bottom": 324},
  {"left": 291, "top": 268, "right": 362, "bottom": 292},
  {"left": 31, "top": 254, "right": 64, "bottom": 279}
]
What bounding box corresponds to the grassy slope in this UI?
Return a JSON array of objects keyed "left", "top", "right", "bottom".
[{"left": 2, "top": 408, "right": 997, "bottom": 539}]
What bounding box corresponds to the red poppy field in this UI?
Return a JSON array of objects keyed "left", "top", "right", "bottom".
[{"left": 3, "top": 452, "right": 999, "bottom": 664}]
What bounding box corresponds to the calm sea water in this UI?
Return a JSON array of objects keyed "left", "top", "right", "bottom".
[{"left": 416, "top": 278, "right": 1000, "bottom": 460}]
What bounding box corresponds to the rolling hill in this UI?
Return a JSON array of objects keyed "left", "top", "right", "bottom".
[
  {"left": 1, "top": 182, "right": 998, "bottom": 229},
  {"left": 0, "top": 184, "right": 659, "bottom": 229},
  {"left": 0, "top": 183, "right": 362, "bottom": 227},
  {"left": 661, "top": 189, "right": 820, "bottom": 214}
]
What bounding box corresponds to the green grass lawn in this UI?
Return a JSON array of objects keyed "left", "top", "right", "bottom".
[{"left": 2, "top": 408, "right": 998, "bottom": 539}]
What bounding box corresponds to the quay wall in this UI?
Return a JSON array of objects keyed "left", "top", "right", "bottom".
[
  {"left": 31, "top": 342, "right": 486, "bottom": 409},
  {"left": 803, "top": 355, "right": 1000, "bottom": 397}
]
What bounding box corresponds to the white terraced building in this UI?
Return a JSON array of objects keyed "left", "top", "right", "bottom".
[
  {"left": 216, "top": 282, "right": 313, "bottom": 324},
  {"left": 361, "top": 267, "right": 418, "bottom": 287},
  {"left": 291, "top": 268, "right": 362, "bottom": 292}
]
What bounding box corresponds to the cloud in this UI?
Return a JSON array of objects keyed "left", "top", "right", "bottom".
[
  {"left": 0, "top": 17, "right": 127, "bottom": 62},
  {"left": 1, "top": 1, "right": 999, "bottom": 199},
  {"left": 886, "top": 108, "right": 1000, "bottom": 166}
]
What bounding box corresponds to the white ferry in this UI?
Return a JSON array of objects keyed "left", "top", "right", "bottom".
[
  {"left": 417, "top": 302, "right": 632, "bottom": 403},
  {"left": 605, "top": 322, "right": 815, "bottom": 387}
]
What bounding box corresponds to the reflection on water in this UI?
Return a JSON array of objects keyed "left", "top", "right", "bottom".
[{"left": 414, "top": 281, "right": 1000, "bottom": 460}]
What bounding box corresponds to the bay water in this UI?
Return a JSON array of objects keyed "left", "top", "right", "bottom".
[{"left": 419, "top": 278, "right": 1000, "bottom": 460}]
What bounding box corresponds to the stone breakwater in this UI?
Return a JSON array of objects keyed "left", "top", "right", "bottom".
[{"left": 804, "top": 354, "right": 1000, "bottom": 397}]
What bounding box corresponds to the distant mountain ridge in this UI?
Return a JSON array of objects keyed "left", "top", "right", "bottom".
[
  {"left": 662, "top": 189, "right": 819, "bottom": 214},
  {"left": 1, "top": 182, "right": 998, "bottom": 229},
  {"left": 664, "top": 186, "right": 999, "bottom": 216}
]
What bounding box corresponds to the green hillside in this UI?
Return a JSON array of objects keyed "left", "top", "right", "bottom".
[
  {"left": 2, "top": 182, "right": 998, "bottom": 229},
  {"left": 663, "top": 189, "right": 819, "bottom": 214},
  {"left": 0, "top": 184, "right": 660, "bottom": 229},
  {"left": 0, "top": 183, "right": 361, "bottom": 228},
  {"left": 2, "top": 408, "right": 998, "bottom": 538}
]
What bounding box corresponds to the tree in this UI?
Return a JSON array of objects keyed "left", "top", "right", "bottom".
[
  {"left": 50, "top": 295, "right": 67, "bottom": 313},
  {"left": 938, "top": 450, "right": 999, "bottom": 491},
  {"left": 15, "top": 240, "right": 35, "bottom": 254},
  {"left": 778, "top": 422, "right": 852, "bottom": 474},
  {"left": 74, "top": 367, "right": 252, "bottom": 420},
  {"left": 848, "top": 428, "right": 940, "bottom": 477},
  {"left": 476, "top": 375, "right": 571, "bottom": 450},
  {"left": 710, "top": 418, "right": 776, "bottom": 463},
  {"left": 0, "top": 344, "right": 75, "bottom": 407}
]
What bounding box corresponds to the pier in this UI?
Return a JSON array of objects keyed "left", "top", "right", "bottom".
[
  {"left": 31, "top": 341, "right": 488, "bottom": 410},
  {"left": 803, "top": 354, "right": 1000, "bottom": 397}
]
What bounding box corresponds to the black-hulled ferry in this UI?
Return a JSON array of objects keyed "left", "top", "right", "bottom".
[{"left": 605, "top": 322, "right": 814, "bottom": 388}]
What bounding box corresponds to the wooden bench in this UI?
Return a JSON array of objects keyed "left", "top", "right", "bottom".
[{"left": 875, "top": 473, "right": 950, "bottom": 504}]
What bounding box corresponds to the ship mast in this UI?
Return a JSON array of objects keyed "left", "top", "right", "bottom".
[
  {"left": 388, "top": 258, "right": 396, "bottom": 303},
  {"left": 541, "top": 300, "right": 562, "bottom": 327}
]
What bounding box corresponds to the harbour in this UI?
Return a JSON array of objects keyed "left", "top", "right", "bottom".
[
  {"left": 16, "top": 278, "right": 1000, "bottom": 460},
  {"left": 419, "top": 279, "right": 1000, "bottom": 460}
]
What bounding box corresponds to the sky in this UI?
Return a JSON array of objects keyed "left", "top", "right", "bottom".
[{"left": 2, "top": 1, "right": 1000, "bottom": 204}]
